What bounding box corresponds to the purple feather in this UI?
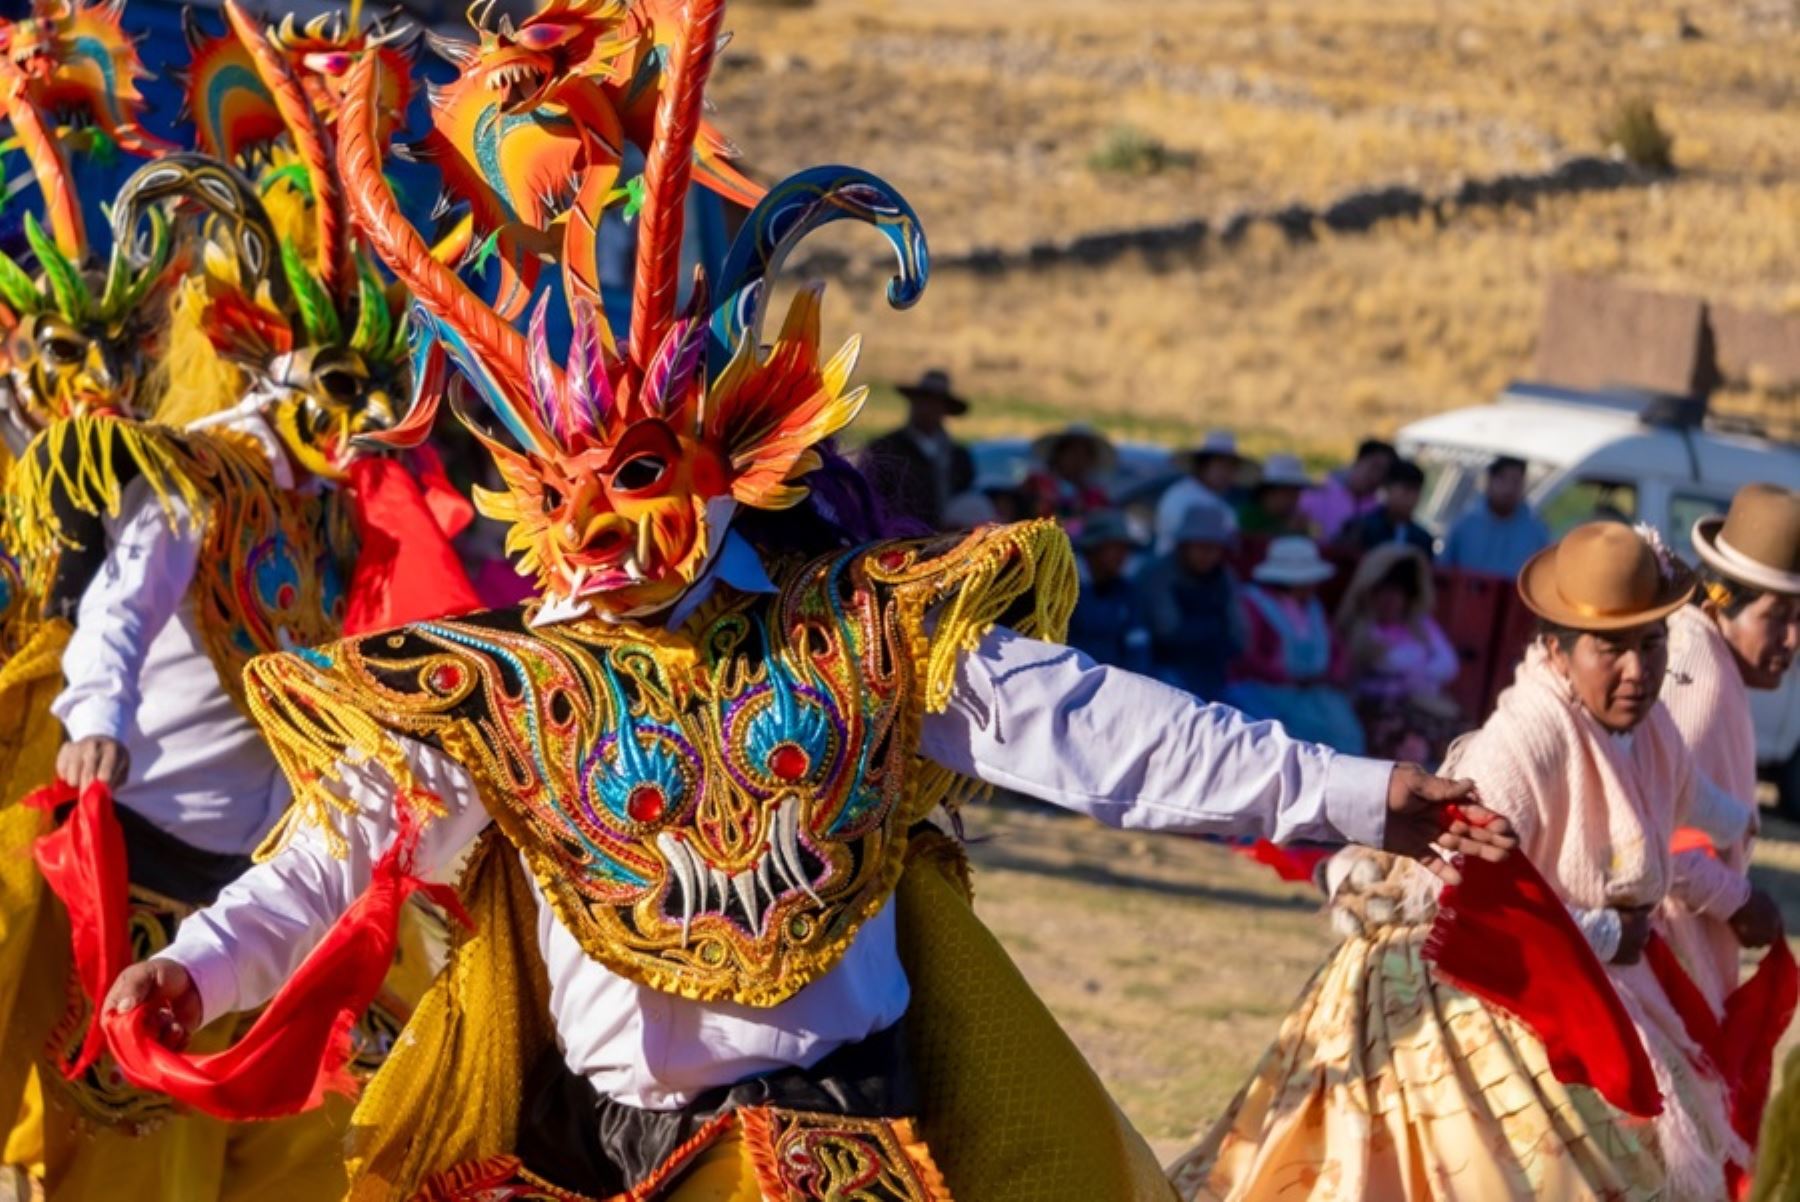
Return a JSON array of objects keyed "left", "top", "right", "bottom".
[
  {"left": 526, "top": 293, "right": 567, "bottom": 442},
  {"left": 568, "top": 299, "right": 609, "bottom": 433},
  {"left": 642, "top": 320, "right": 708, "bottom": 418}
]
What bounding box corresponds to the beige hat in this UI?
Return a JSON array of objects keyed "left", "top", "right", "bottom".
[
  {"left": 1252, "top": 536, "right": 1336, "bottom": 586},
  {"left": 1692, "top": 483, "right": 1800, "bottom": 597},
  {"left": 1518, "top": 522, "right": 1695, "bottom": 631}
]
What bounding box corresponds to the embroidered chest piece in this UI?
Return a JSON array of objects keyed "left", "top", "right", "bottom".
[{"left": 383, "top": 563, "right": 917, "bottom": 1005}]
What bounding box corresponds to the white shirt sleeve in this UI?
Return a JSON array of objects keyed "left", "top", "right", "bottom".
[
  {"left": 918, "top": 626, "right": 1394, "bottom": 846},
  {"left": 50, "top": 477, "right": 201, "bottom": 742},
  {"left": 161, "top": 738, "right": 493, "bottom": 1025}
]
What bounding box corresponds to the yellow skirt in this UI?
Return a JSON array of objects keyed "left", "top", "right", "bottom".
[{"left": 1168, "top": 924, "right": 1665, "bottom": 1202}]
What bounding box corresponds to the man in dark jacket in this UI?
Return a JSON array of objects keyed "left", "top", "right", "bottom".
[
  {"left": 862, "top": 369, "right": 976, "bottom": 530},
  {"left": 1139, "top": 504, "right": 1246, "bottom": 700},
  {"left": 1067, "top": 510, "right": 1153, "bottom": 674},
  {"left": 1338, "top": 458, "right": 1434, "bottom": 558}
]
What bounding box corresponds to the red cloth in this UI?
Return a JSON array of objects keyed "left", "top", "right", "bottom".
[
  {"left": 1648, "top": 931, "right": 1798, "bottom": 1156},
  {"left": 1425, "top": 850, "right": 1663, "bottom": 1118},
  {"left": 25, "top": 781, "right": 131, "bottom": 1078},
  {"left": 1237, "top": 839, "right": 1332, "bottom": 885},
  {"left": 99, "top": 805, "right": 470, "bottom": 1120},
  {"left": 1721, "top": 941, "right": 1797, "bottom": 1151},
  {"left": 28, "top": 778, "right": 469, "bottom": 1120},
  {"left": 342, "top": 452, "right": 481, "bottom": 636}
]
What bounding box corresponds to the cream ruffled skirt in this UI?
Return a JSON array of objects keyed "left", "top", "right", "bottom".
[{"left": 1167, "top": 922, "right": 1666, "bottom": 1202}]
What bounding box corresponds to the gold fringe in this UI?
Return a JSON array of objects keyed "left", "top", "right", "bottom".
[
  {"left": 3, "top": 417, "right": 207, "bottom": 568},
  {"left": 5, "top": 417, "right": 352, "bottom": 723},
  {"left": 243, "top": 651, "right": 457, "bottom": 861},
  {"left": 880, "top": 519, "right": 1078, "bottom": 822}
]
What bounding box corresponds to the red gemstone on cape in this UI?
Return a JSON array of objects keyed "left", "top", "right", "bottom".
[
  {"left": 627, "top": 785, "right": 668, "bottom": 823},
  {"left": 276, "top": 583, "right": 297, "bottom": 609},
  {"left": 768, "top": 744, "right": 809, "bottom": 781},
  {"left": 877, "top": 550, "right": 907, "bottom": 570},
  {"left": 428, "top": 664, "right": 465, "bottom": 693}
]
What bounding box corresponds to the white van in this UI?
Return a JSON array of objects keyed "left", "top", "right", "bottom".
[{"left": 1399, "top": 382, "right": 1800, "bottom": 813}]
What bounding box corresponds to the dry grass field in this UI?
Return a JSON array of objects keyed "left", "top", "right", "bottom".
[
  {"left": 964, "top": 798, "right": 1800, "bottom": 1164},
  {"left": 713, "top": 0, "right": 1800, "bottom": 456}
]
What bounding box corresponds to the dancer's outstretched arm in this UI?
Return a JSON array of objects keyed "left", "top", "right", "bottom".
[{"left": 919, "top": 626, "right": 1513, "bottom": 874}]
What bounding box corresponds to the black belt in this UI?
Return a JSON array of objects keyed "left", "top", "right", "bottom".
[
  {"left": 55, "top": 799, "right": 254, "bottom": 908},
  {"left": 516, "top": 1020, "right": 915, "bottom": 1195}
]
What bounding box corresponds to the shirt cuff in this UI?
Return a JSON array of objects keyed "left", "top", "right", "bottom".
[
  {"left": 163, "top": 922, "right": 240, "bottom": 1028},
  {"left": 1321, "top": 754, "right": 1393, "bottom": 848},
  {"left": 57, "top": 695, "right": 130, "bottom": 744}
]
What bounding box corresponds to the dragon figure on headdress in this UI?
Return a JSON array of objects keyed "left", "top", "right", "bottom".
[
  {"left": 338, "top": 0, "right": 925, "bottom": 617},
  {"left": 0, "top": 0, "right": 179, "bottom": 444},
  {"left": 0, "top": 0, "right": 175, "bottom": 250},
  {"left": 408, "top": 0, "right": 764, "bottom": 320},
  {"left": 180, "top": 0, "right": 420, "bottom": 177},
  {"left": 157, "top": 1, "right": 413, "bottom": 467}
]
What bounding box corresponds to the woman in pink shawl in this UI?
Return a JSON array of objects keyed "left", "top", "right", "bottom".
[
  {"left": 1172, "top": 523, "right": 1776, "bottom": 1202},
  {"left": 1661, "top": 485, "right": 1798, "bottom": 1012}
]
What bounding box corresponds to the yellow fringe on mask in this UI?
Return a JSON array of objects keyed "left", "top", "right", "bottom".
[
  {"left": 1753, "top": 1047, "right": 1800, "bottom": 1202},
  {"left": 3, "top": 418, "right": 207, "bottom": 571},
  {"left": 143, "top": 277, "right": 249, "bottom": 428}
]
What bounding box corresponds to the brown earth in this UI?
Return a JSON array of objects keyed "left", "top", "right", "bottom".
[{"left": 713, "top": 0, "right": 1800, "bottom": 456}]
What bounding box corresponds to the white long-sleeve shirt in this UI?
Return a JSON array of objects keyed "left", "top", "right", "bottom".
[
  {"left": 49, "top": 476, "right": 292, "bottom": 856},
  {"left": 163, "top": 622, "right": 1392, "bottom": 1110}
]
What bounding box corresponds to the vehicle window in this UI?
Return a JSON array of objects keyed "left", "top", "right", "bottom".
[
  {"left": 1416, "top": 460, "right": 1476, "bottom": 535},
  {"left": 1667, "top": 492, "right": 1731, "bottom": 562},
  {"left": 1540, "top": 478, "right": 1638, "bottom": 537}
]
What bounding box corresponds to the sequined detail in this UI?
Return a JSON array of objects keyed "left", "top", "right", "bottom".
[
  {"left": 414, "top": 1109, "right": 950, "bottom": 1202},
  {"left": 244, "top": 522, "right": 1076, "bottom": 1006}
]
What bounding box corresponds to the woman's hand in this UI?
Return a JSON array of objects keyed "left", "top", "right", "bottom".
[
  {"left": 1382, "top": 765, "right": 1517, "bottom": 886},
  {"left": 56, "top": 736, "right": 130, "bottom": 791},
  {"left": 1729, "top": 889, "right": 1784, "bottom": 949},
  {"left": 1611, "top": 906, "right": 1654, "bottom": 965},
  {"left": 103, "top": 959, "right": 202, "bottom": 1050}
]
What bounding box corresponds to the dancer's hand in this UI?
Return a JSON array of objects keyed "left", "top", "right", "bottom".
[
  {"left": 1382, "top": 764, "right": 1516, "bottom": 886},
  {"left": 56, "top": 736, "right": 130, "bottom": 791},
  {"left": 1729, "top": 889, "right": 1784, "bottom": 949},
  {"left": 1612, "top": 906, "right": 1654, "bottom": 964},
  {"left": 104, "top": 959, "right": 202, "bottom": 1051}
]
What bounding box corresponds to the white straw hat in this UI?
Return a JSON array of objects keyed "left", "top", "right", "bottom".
[{"left": 1252, "top": 536, "right": 1336, "bottom": 586}]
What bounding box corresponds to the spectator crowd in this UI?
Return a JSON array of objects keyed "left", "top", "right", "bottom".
[{"left": 862, "top": 369, "right": 1555, "bottom": 762}]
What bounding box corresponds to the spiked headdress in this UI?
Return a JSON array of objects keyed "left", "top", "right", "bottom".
[{"left": 339, "top": 0, "right": 926, "bottom": 617}]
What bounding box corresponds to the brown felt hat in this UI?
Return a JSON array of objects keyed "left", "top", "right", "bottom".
[
  {"left": 896, "top": 368, "right": 970, "bottom": 415},
  {"left": 1692, "top": 483, "right": 1800, "bottom": 597},
  {"left": 1518, "top": 521, "right": 1695, "bottom": 631}
]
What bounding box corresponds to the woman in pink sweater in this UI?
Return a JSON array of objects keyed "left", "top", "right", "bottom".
[
  {"left": 1661, "top": 485, "right": 1799, "bottom": 1012},
  {"left": 1175, "top": 523, "right": 1780, "bottom": 1202}
]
